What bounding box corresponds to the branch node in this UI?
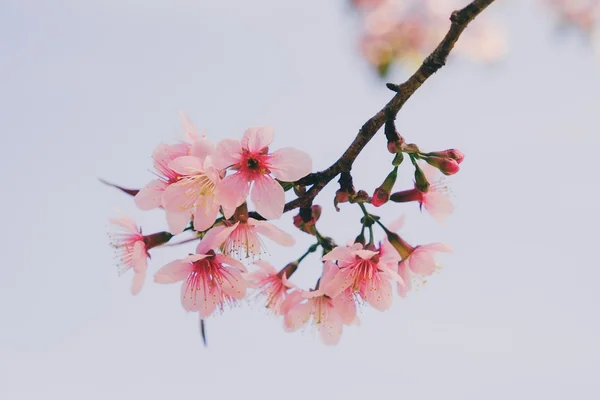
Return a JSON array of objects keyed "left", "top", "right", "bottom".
[{"left": 386, "top": 83, "right": 400, "bottom": 92}]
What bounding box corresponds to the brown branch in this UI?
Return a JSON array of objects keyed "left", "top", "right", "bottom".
[{"left": 284, "top": 0, "right": 496, "bottom": 213}]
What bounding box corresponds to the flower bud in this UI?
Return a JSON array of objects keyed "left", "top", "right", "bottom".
[
  {"left": 424, "top": 156, "right": 460, "bottom": 175},
  {"left": 385, "top": 230, "right": 414, "bottom": 259},
  {"left": 371, "top": 167, "right": 398, "bottom": 207},
  {"left": 352, "top": 190, "right": 370, "bottom": 203},
  {"left": 427, "top": 149, "right": 465, "bottom": 164},
  {"left": 384, "top": 117, "right": 404, "bottom": 153},
  {"left": 414, "top": 164, "right": 430, "bottom": 192},
  {"left": 143, "top": 231, "right": 173, "bottom": 250},
  {"left": 277, "top": 261, "right": 299, "bottom": 279},
  {"left": 293, "top": 205, "right": 322, "bottom": 235},
  {"left": 390, "top": 188, "right": 422, "bottom": 203},
  {"left": 392, "top": 152, "right": 404, "bottom": 166}
]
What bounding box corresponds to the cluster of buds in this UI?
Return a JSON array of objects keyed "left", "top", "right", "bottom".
[
  {"left": 106, "top": 112, "right": 461, "bottom": 345},
  {"left": 350, "top": 0, "right": 507, "bottom": 76},
  {"left": 364, "top": 118, "right": 463, "bottom": 223}
]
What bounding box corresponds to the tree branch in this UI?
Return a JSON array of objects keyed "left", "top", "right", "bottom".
[{"left": 284, "top": 0, "right": 496, "bottom": 213}]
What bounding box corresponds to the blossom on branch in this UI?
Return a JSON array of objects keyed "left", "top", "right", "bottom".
[{"left": 214, "top": 126, "right": 312, "bottom": 220}]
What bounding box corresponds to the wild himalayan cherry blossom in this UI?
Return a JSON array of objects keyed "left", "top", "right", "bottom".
[
  {"left": 381, "top": 217, "right": 451, "bottom": 296},
  {"left": 134, "top": 113, "right": 215, "bottom": 234},
  {"left": 545, "top": 0, "right": 600, "bottom": 31},
  {"left": 390, "top": 163, "right": 454, "bottom": 223},
  {"left": 153, "top": 239, "right": 250, "bottom": 318},
  {"left": 321, "top": 243, "right": 404, "bottom": 311},
  {"left": 247, "top": 260, "right": 296, "bottom": 315},
  {"left": 213, "top": 126, "right": 312, "bottom": 220},
  {"left": 109, "top": 214, "right": 158, "bottom": 295},
  {"left": 161, "top": 155, "right": 222, "bottom": 233},
  {"left": 282, "top": 264, "right": 357, "bottom": 345},
  {"left": 198, "top": 215, "right": 295, "bottom": 259}
]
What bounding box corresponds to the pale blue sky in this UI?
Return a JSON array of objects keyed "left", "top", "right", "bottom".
[{"left": 1, "top": 1, "right": 599, "bottom": 399}]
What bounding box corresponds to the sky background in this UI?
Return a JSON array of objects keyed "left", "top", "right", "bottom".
[{"left": 1, "top": 0, "right": 599, "bottom": 399}]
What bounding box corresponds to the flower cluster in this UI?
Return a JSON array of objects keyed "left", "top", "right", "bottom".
[
  {"left": 544, "top": 0, "right": 600, "bottom": 53},
  {"left": 350, "top": 0, "right": 507, "bottom": 76},
  {"left": 106, "top": 113, "right": 462, "bottom": 345}
]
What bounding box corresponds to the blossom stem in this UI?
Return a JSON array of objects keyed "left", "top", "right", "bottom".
[{"left": 297, "top": 243, "right": 319, "bottom": 264}]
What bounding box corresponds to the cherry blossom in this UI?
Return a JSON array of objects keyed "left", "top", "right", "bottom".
[
  {"left": 213, "top": 126, "right": 312, "bottom": 219},
  {"left": 154, "top": 247, "right": 249, "bottom": 318},
  {"left": 282, "top": 264, "right": 357, "bottom": 345},
  {"left": 109, "top": 214, "right": 172, "bottom": 295},
  {"left": 247, "top": 260, "right": 296, "bottom": 315},
  {"left": 134, "top": 113, "right": 216, "bottom": 233},
  {"left": 161, "top": 156, "right": 222, "bottom": 232},
  {"left": 198, "top": 215, "right": 295, "bottom": 260},
  {"left": 390, "top": 163, "right": 454, "bottom": 223},
  {"left": 321, "top": 243, "right": 404, "bottom": 311}
]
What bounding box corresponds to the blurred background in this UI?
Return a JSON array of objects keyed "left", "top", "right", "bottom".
[{"left": 1, "top": 0, "right": 599, "bottom": 399}]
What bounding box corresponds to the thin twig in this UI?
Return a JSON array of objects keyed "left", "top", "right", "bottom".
[{"left": 283, "top": 0, "right": 496, "bottom": 213}]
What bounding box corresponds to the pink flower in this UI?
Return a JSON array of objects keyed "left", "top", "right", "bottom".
[
  {"left": 214, "top": 126, "right": 312, "bottom": 219},
  {"left": 197, "top": 216, "right": 295, "bottom": 260},
  {"left": 247, "top": 260, "right": 296, "bottom": 315},
  {"left": 390, "top": 164, "right": 454, "bottom": 223},
  {"left": 134, "top": 113, "right": 215, "bottom": 233},
  {"left": 282, "top": 268, "right": 357, "bottom": 345},
  {"left": 321, "top": 243, "right": 404, "bottom": 311},
  {"left": 154, "top": 249, "right": 249, "bottom": 318},
  {"left": 161, "top": 156, "right": 222, "bottom": 232},
  {"left": 382, "top": 216, "right": 452, "bottom": 296},
  {"left": 109, "top": 214, "right": 172, "bottom": 295}
]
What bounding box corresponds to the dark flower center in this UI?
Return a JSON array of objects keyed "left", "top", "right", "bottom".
[{"left": 247, "top": 157, "right": 259, "bottom": 170}]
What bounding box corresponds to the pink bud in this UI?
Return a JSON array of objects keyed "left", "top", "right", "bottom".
[
  {"left": 447, "top": 149, "right": 465, "bottom": 164},
  {"left": 424, "top": 156, "right": 460, "bottom": 176},
  {"left": 427, "top": 149, "right": 465, "bottom": 164},
  {"left": 387, "top": 141, "right": 402, "bottom": 154},
  {"left": 371, "top": 187, "right": 390, "bottom": 207}
]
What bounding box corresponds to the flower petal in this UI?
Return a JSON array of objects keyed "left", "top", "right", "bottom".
[
  {"left": 284, "top": 301, "right": 312, "bottom": 332},
  {"left": 131, "top": 241, "right": 148, "bottom": 273},
  {"left": 322, "top": 266, "right": 353, "bottom": 299},
  {"left": 423, "top": 191, "right": 454, "bottom": 223},
  {"left": 154, "top": 260, "right": 192, "bottom": 284},
  {"left": 397, "top": 261, "right": 412, "bottom": 298},
  {"left": 321, "top": 246, "right": 355, "bottom": 264},
  {"left": 193, "top": 195, "right": 220, "bottom": 232},
  {"left": 215, "top": 254, "right": 247, "bottom": 272},
  {"left": 250, "top": 176, "right": 285, "bottom": 220},
  {"left": 242, "top": 126, "right": 274, "bottom": 153},
  {"left": 109, "top": 214, "right": 138, "bottom": 233},
  {"left": 319, "top": 305, "right": 343, "bottom": 346},
  {"left": 215, "top": 173, "right": 250, "bottom": 212},
  {"left": 365, "top": 278, "right": 393, "bottom": 311},
  {"left": 250, "top": 218, "right": 295, "bottom": 246},
  {"left": 180, "top": 111, "right": 204, "bottom": 142},
  {"left": 134, "top": 179, "right": 168, "bottom": 210},
  {"left": 269, "top": 147, "right": 313, "bottom": 182},
  {"left": 332, "top": 289, "right": 357, "bottom": 325},
  {"left": 422, "top": 242, "right": 452, "bottom": 253},
  {"left": 196, "top": 223, "right": 239, "bottom": 254},
  {"left": 220, "top": 269, "right": 248, "bottom": 300},
  {"left": 131, "top": 272, "right": 145, "bottom": 295},
  {"left": 388, "top": 215, "right": 406, "bottom": 233},
  {"left": 214, "top": 139, "right": 243, "bottom": 170},
  {"left": 253, "top": 260, "right": 277, "bottom": 275},
  {"left": 167, "top": 156, "right": 204, "bottom": 176},
  {"left": 408, "top": 248, "right": 436, "bottom": 276},
  {"left": 153, "top": 143, "right": 190, "bottom": 178},
  {"left": 190, "top": 138, "right": 215, "bottom": 161},
  {"left": 354, "top": 249, "right": 378, "bottom": 260},
  {"left": 165, "top": 210, "right": 191, "bottom": 234}
]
